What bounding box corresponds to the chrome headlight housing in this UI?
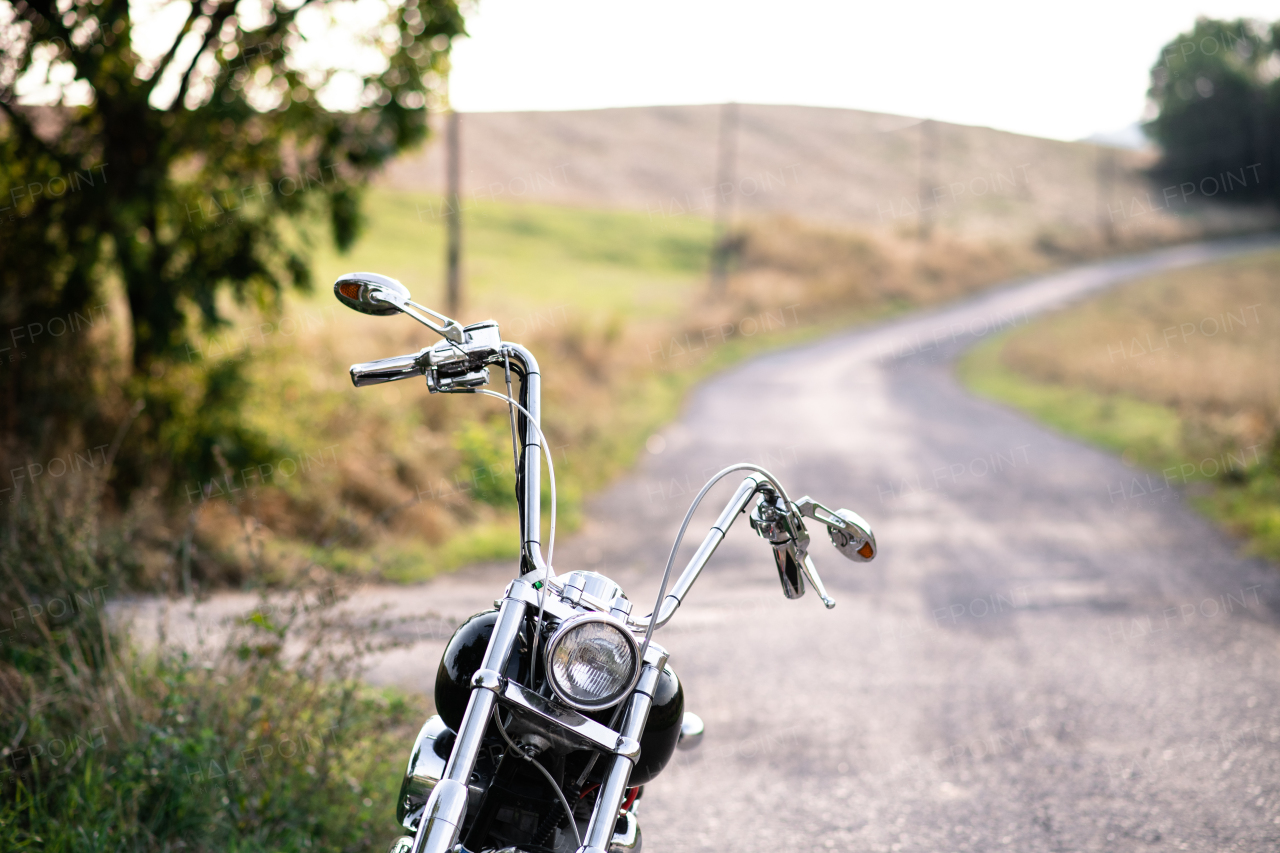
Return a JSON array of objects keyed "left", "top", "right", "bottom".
[{"left": 544, "top": 613, "right": 640, "bottom": 711}]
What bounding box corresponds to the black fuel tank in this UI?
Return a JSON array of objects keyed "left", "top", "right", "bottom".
[
  {"left": 435, "top": 610, "right": 530, "bottom": 732},
  {"left": 631, "top": 664, "right": 684, "bottom": 786}
]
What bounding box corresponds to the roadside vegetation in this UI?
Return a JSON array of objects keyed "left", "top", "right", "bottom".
[
  {"left": 139, "top": 189, "right": 1259, "bottom": 589},
  {"left": 959, "top": 249, "right": 1280, "bottom": 561},
  {"left": 0, "top": 477, "right": 427, "bottom": 852}
]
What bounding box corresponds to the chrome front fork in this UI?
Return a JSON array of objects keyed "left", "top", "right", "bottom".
[
  {"left": 411, "top": 594, "right": 529, "bottom": 853},
  {"left": 576, "top": 663, "right": 660, "bottom": 853},
  {"left": 410, "top": 581, "right": 656, "bottom": 853}
]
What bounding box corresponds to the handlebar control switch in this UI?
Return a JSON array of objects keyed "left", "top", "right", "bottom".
[
  {"left": 424, "top": 321, "right": 504, "bottom": 393},
  {"left": 425, "top": 366, "right": 490, "bottom": 393},
  {"left": 749, "top": 490, "right": 809, "bottom": 600}
]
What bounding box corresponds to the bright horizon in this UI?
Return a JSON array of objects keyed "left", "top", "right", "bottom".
[{"left": 449, "top": 0, "right": 1279, "bottom": 142}]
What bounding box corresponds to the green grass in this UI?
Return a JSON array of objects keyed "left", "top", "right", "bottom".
[
  {"left": 958, "top": 336, "right": 1185, "bottom": 471},
  {"left": 307, "top": 191, "right": 715, "bottom": 322},
  {"left": 209, "top": 191, "right": 872, "bottom": 585},
  {"left": 0, "top": 485, "right": 427, "bottom": 853}
]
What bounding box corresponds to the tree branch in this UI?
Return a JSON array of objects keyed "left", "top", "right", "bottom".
[
  {"left": 145, "top": 1, "right": 207, "bottom": 99},
  {"left": 169, "top": 0, "right": 237, "bottom": 112},
  {"left": 13, "top": 0, "right": 98, "bottom": 103}
]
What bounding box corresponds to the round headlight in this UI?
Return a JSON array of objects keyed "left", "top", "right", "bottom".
[{"left": 545, "top": 614, "right": 640, "bottom": 711}]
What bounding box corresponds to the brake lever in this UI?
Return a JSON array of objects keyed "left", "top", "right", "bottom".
[
  {"left": 749, "top": 490, "right": 835, "bottom": 608},
  {"left": 799, "top": 552, "right": 836, "bottom": 610}
]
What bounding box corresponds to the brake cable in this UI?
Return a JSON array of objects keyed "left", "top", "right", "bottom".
[
  {"left": 473, "top": 387, "right": 557, "bottom": 685},
  {"left": 639, "top": 462, "right": 792, "bottom": 664}
]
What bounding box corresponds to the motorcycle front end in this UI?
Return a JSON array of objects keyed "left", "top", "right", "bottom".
[{"left": 332, "top": 272, "right": 877, "bottom": 853}]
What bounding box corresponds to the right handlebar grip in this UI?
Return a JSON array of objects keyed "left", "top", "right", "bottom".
[{"left": 349, "top": 351, "right": 425, "bottom": 387}]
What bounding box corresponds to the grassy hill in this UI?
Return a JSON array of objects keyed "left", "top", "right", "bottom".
[{"left": 380, "top": 103, "right": 1272, "bottom": 239}]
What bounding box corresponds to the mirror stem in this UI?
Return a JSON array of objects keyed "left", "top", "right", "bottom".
[
  {"left": 379, "top": 298, "right": 466, "bottom": 344},
  {"left": 406, "top": 299, "right": 456, "bottom": 327}
]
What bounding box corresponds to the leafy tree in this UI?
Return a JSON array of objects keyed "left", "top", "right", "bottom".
[
  {"left": 1146, "top": 17, "right": 1280, "bottom": 204},
  {"left": 0, "top": 0, "right": 464, "bottom": 490}
]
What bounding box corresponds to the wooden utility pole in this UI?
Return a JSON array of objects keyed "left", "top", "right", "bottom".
[
  {"left": 710, "top": 101, "right": 739, "bottom": 293},
  {"left": 1095, "top": 144, "right": 1116, "bottom": 246},
  {"left": 445, "top": 109, "right": 462, "bottom": 316},
  {"left": 918, "top": 119, "right": 938, "bottom": 242}
]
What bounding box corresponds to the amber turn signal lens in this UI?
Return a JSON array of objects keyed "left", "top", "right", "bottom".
[
  {"left": 338, "top": 281, "right": 362, "bottom": 300},
  {"left": 857, "top": 541, "right": 874, "bottom": 559}
]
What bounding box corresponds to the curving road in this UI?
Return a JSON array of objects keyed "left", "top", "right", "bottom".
[{"left": 152, "top": 238, "right": 1280, "bottom": 852}]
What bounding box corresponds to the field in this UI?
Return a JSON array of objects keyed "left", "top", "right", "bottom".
[
  {"left": 384, "top": 104, "right": 1277, "bottom": 240},
  {"left": 959, "top": 250, "right": 1280, "bottom": 560},
  {"left": 148, "top": 184, "right": 1224, "bottom": 591}
]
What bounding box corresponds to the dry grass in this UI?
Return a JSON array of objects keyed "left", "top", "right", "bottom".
[
  {"left": 998, "top": 250, "right": 1280, "bottom": 453},
  {"left": 43, "top": 190, "right": 1273, "bottom": 590},
  {"left": 0, "top": 480, "right": 425, "bottom": 852},
  {"left": 962, "top": 249, "right": 1280, "bottom": 561},
  {"left": 382, "top": 104, "right": 1278, "bottom": 241}
]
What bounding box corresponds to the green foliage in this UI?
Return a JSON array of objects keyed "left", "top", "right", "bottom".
[
  {"left": 0, "top": 483, "right": 423, "bottom": 851},
  {"left": 453, "top": 419, "right": 518, "bottom": 509},
  {"left": 2, "top": 639, "right": 422, "bottom": 853},
  {"left": 0, "top": 0, "right": 465, "bottom": 495},
  {"left": 1146, "top": 18, "right": 1280, "bottom": 204},
  {"left": 1200, "top": 434, "right": 1280, "bottom": 562},
  {"left": 147, "top": 358, "right": 282, "bottom": 501}
]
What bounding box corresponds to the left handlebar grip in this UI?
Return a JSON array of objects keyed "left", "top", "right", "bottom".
[{"left": 350, "top": 351, "right": 425, "bottom": 387}]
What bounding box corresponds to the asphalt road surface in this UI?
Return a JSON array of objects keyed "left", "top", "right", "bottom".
[{"left": 139, "top": 238, "right": 1280, "bottom": 852}]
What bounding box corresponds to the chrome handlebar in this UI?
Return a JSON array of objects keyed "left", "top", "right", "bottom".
[
  {"left": 344, "top": 303, "right": 551, "bottom": 576},
  {"left": 338, "top": 271, "right": 877, "bottom": 628},
  {"left": 350, "top": 350, "right": 428, "bottom": 387},
  {"left": 348, "top": 319, "right": 505, "bottom": 392},
  {"left": 625, "top": 475, "right": 878, "bottom": 632}
]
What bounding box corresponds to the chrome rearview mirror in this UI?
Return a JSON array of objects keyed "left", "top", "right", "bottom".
[
  {"left": 334, "top": 272, "right": 410, "bottom": 316},
  {"left": 794, "top": 496, "right": 877, "bottom": 562},
  {"left": 334, "top": 272, "right": 466, "bottom": 343}
]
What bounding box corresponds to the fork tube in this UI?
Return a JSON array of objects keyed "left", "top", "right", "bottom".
[
  {"left": 505, "top": 344, "right": 548, "bottom": 573},
  {"left": 411, "top": 591, "right": 529, "bottom": 853},
  {"left": 577, "top": 664, "right": 660, "bottom": 853}
]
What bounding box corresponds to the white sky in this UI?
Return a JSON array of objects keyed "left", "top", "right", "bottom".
[{"left": 449, "top": 0, "right": 1279, "bottom": 141}]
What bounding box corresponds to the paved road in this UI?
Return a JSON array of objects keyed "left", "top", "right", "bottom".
[{"left": 140, "top": 238, "right": 1280, "bottom": 851}]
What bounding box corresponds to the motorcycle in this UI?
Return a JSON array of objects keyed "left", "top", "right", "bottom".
[{"left": 333, "top": 272, "right": 878, "bottom": 853}]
